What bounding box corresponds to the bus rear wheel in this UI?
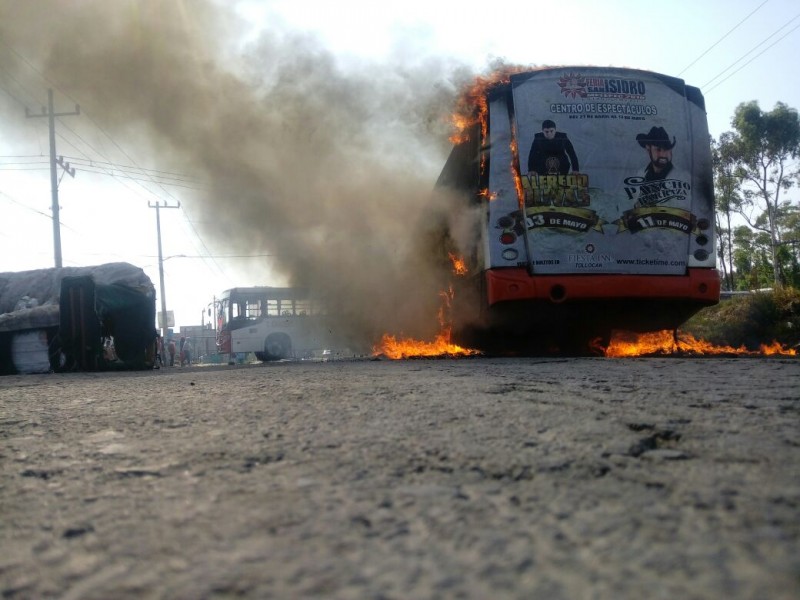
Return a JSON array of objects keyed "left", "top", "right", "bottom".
[{"left": 263, "top": 333, "right": 292, "bottom": 360}]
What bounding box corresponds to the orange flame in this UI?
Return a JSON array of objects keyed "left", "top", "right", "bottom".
[
  {"left": 508, "top": 126, "right": 526, "bottom": 210},
  {"left": 478, "top": 188, "right": 498, "bottom": 201},
  {"left": 448, "top": 253, "right": 468, "bottom": 276},
  {"left": 373, "top": 331, "right": 481, "bottom": 360},
  {"left": 449, "top": 65, "right": 531, "bottom": 148},
  {"left": 448, "top": 114, "right": 474, "bottom": 144},
  {"left": 373, "top": 285, "right": 481, "bottom": 360},
  {"left": 605, "top": 330, "right": 797, "bottom": 358}
]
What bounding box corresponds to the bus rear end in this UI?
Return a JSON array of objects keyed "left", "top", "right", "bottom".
[{"left": 446, "top": 67, "right": 720, "bottom": 354}]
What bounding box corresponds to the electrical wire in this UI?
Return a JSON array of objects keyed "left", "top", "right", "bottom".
[
  {"left": 703, "top": 16, "right": 800, "bottom": 93},
  {"left": 2, "top": 37, "right": 233, "bottom": 286},
  {"left": 677, "top": 0, "right": 770, "bottom": 76}
]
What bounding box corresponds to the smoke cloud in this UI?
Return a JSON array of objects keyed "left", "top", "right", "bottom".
[{"left": 0, "top": 0, "right": 486, "bottom": 348}]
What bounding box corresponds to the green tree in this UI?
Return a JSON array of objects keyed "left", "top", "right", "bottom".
[
  {"left": 732, "top": 225, "right": 774, "bottom": 290},
  {"left": 776, "top": 203, "right": 800, "bottom": 287},
  {"left": 712, "top": 133, "right": 744, "bottom": 290},
  {"left": 731, "top": 207, "right": 800, "bottom": 290},
  {"left": 718, "top": 101, "right": 800, "bottom": 287}
]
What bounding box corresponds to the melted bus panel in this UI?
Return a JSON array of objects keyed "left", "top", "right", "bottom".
[{"left": 445, "top": 67, "right": 720, "bottom": 355}]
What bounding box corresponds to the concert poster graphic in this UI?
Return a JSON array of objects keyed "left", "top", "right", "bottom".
[{"left": 487, "top": 68, "right": 707, "bottom": 276}]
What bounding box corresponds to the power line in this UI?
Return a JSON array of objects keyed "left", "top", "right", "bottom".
[
  {"left": 0, "top": 165, "right": 49, "bottom": 171},
  {"left": 61, "top": 156, "right": 202, "bottom": 181},
  {"left": 0, "top": 78, "right": 32, "bottom": 108},
  {"left": 703, "top": 17, "right": 800, "bottom": 94},
  {"left": 0, "top": 60, "right": 44, "bottom": 108},
  {"left": 0, "top": 189, "right": 52, "bottom": 220},
  {"left": 150, "top": 253, "right": 281, "bottom": 259},
  {"left": 0, "top": 158, "right": 49, "bottom": 165},
  {"left": 0, "top": 189, "right": 83, "bottom": 238},
  {"left": 0, "top": 154, "right": 57, "bottom": 158},
  {"left": 53, "top": 166, "right": 207, "bottom": 190},
  {"left": 3, "top": 37, "right": 227, "bottom": 286},
  {"left": 2, "top": 37, "right": 187, "bottom": 205},
  {"left": 1, "top": 42, "right": 238, "bottom": 305},
  {"left": 9, "top": 43, "right": 223, "bottom": 282},
  {"left": 677, "top": 0, "right": 770, "bottom": 76},
  {"left": 1, "top": 155, "right": 201, "bottom": 182},
  {"left": 68, "top": 165, "right": 204, "bottom": 186},
  {"left": 2, "top": 43, "right": 176, "bottom": 208}
]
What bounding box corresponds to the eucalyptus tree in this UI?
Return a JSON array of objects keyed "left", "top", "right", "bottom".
[
  {"left": 718, "top": 101, "right": 800, "bottom": 287},
  {"left": 712, "top": 133, "right": 744, "bottom": 290}
]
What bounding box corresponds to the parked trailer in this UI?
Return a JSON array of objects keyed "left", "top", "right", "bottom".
[{"left": 0, "top": 263, "right": 157, "bottom": 374}]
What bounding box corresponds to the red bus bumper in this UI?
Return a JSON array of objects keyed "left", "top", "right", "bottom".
[{"left": 486, "top": 268, "right": 720, "bottom": 306}]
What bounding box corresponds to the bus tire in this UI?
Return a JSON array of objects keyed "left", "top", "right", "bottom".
[{"left": 264, "top": 333, "right": 292, "bottom": 360}]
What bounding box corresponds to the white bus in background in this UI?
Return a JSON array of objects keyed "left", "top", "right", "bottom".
[{"left": 215, "top": 286, "right": 339, "bottom": 361}]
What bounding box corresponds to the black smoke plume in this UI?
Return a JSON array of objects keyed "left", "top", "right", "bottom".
[{"left": 0, "top": 0, "right": 497, "bottom": 348}]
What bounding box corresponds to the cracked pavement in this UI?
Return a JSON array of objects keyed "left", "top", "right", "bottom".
[{"left": 1, "top": 357, "right": 799, "bottom": 599}]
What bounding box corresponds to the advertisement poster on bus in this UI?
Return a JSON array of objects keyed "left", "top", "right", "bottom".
[{"left": 487, "top": 68, "right": 712, "bottom": 275}]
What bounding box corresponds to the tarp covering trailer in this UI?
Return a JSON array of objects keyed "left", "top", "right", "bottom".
[{"left": 0, "top": 263, "right": 157, "bottom": 374}]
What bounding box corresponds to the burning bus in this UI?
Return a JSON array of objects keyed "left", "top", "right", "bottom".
[{"left": 438, "top": 66, "right": 720, "bottom": 355}]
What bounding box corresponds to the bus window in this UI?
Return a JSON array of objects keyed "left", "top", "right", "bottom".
[
  {"left": 245, "top": 299, "right": 261, "bottom": 319},
  {"left": 278, "top": 299, "right": 296, "bottom": 316},
  {"left": 295, "top": 299, "right": 311, "bottom": 316}
]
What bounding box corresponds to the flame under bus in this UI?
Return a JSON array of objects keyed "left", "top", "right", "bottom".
[
  {"left": 440, "top": 67, "right": 720, "bottom": 355},
  {"left": 215, "top": 287, "right": 336, "bottom": 361}
]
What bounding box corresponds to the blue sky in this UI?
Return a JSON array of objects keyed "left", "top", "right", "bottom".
[{"left": 1, "top": 0, "right": 798, "bottom": 330}]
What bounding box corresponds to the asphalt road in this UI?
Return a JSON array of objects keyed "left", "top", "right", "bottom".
[{"left": 1, "top": 357, "right": 799, "bottom": 599}]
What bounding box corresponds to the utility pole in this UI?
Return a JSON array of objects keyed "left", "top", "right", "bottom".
[
  {"left": 148, "top": 201, "right": 181, "bottom": 341},
  {"left": 26, "top": 88, "right": 80, "bottom": 268}
]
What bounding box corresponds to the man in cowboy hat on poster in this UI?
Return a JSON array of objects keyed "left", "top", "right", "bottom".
[{"left": 636, "top": 126, "right": 676, "bottom": 181}]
